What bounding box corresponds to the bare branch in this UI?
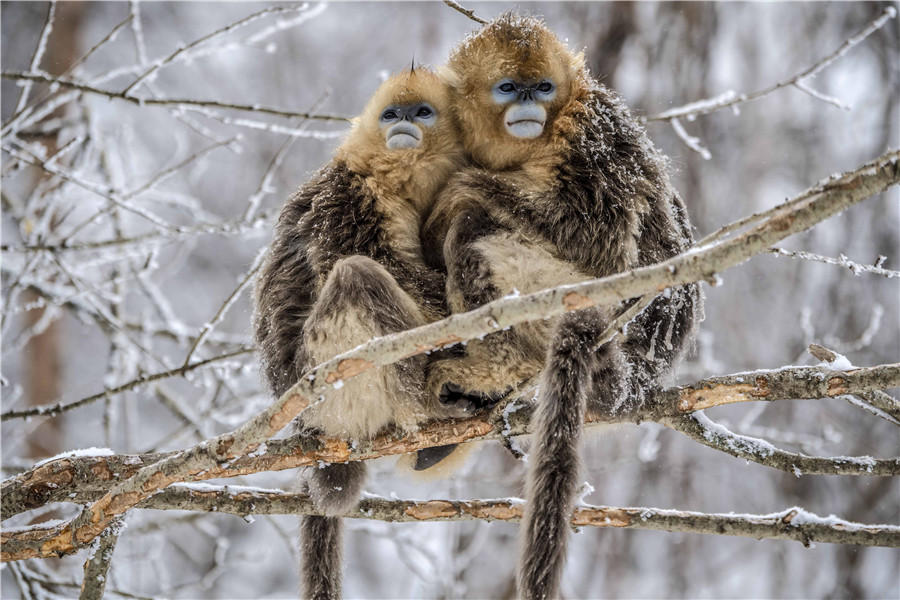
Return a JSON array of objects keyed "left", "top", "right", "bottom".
[
  {"left": 0, "top": 347, "right": 252, "bottom": 421},
  {"left": 442, "top": 0, "right": 488, "bottom": 25},
  {"left": 1, "top": 71, "right": 350, "bottom": 122},
  {"left": 1, "top": 150, "right": 896, "bottom": 561},
  {"left": 770, "top": 247, "right": 900, "bottom": 278},
  {"left": 149, "top": 486, "right": 900, "bottom": 548},
  {"left": 78, "top": 521, "right": 121, "bottom": 600},
  {"left": 643, "top": 7, "right": 896, "bottom": 122},
  {"left": 660, "top": 411, "right": 897, "bottom": 476}
]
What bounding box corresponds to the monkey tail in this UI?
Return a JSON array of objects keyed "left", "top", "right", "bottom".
[
  {"left": 299, "top": 461, "right": 367, "bottom": 600},
  {"left": 300, "top": 515, "right": 344, "bottom": 600},
  {"left": 517, "top": 309, "right": 608, "bottom": 600}
]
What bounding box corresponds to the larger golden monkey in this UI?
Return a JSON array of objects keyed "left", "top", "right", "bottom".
[{"left": 423, "top": 15, "right": 703, "bottom": 599}]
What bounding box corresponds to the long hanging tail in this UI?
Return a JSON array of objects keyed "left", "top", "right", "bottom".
[
  {"left": 299, "top": 461, "right": 367, "bottom": 600},
  {"left": 517, "top": 309, "right": 610, "bottom": 600}
]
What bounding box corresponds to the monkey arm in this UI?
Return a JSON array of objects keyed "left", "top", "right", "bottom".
[{"left": 253, "top": 184, "right": 320, "bottom": 399}]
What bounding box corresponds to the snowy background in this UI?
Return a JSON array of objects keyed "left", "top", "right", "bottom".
[{"left": 2, "top": 2, "right": 898, "bottom": 598}]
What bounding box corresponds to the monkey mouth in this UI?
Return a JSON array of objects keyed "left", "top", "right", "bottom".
[
  {"left": 386, "top": 123, "right": 422, "bottom": 149},
  {"left": 505, "top": 119, "right": 545, "bottom": 139}
]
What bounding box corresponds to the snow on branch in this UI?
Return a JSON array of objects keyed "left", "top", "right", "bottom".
[
  {"left": 442, "top": 1, "right": 488, "bottom": 25},
  {"left": 643, "top": 7, "right": 897, "bottom": 154},
  {"left": 1, "top": 71, "right": 351, "bottom": 123},
  {"left": 57, "top": 484, "right": 900, "bottom": 549},
  {"left": 0, "top": 149, "right": 897, "bottom": 561},
  {"left": 3, "top": 360, "right": 898, "bottom": 525}
]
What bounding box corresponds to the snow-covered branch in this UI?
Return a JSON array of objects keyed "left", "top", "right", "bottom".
[
  {"left": 73, "top": 485, "right": 900, "bottom": 549},
  {"left": 1, "top": 148, "right": 897, "bottom": 561},
  {"left": 3, "top": 360, "right": 897, "bottom": 525},
  {"left": 643, "top": 7, "right": 896, "bottom": 124}
]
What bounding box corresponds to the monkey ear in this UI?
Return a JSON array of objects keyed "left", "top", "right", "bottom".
[
  {"left": 570, "top": 50, "right": 587, "bottom": 74},
  {"left": 437, "top": 64, "right": 462, "bottom": 90}
]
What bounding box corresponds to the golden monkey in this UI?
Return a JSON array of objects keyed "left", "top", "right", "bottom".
[
  {"left": 253, "top": 67, "right": 466, "bottom": 599},
  {"left": 423, "top": 15, "right": 702, "bottom": 599}
]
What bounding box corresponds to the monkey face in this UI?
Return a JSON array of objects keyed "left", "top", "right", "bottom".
[
  {"left": 444, "top": 14, "right": 589, "bottom": 170},
  {"left": 491, "top": 78, "right": 557, "bottom": 139},
  {"left": 379, "top": 102, "right": 438, "bottom": 150}
]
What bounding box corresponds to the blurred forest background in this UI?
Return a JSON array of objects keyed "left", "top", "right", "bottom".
[{"left": 2, "top": 1, "right": 898, "bottom": 598}]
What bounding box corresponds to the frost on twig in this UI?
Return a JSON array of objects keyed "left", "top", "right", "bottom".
[
  {"left": 644, "top": 7, "right": 897, "bottom": 154},
  {"left": 442, "top": 0, "right": 488, "bottom": 25},
  {"left": 3, "top": 360, "right": 898, "bottom": 524},
  {"left": 1, "top": 149, "right": 897, "bottom": 561}
]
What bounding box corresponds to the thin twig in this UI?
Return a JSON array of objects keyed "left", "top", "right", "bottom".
[
  {"left": 770, "top": 247, "right": 899, "bottom": 278},
  {"left": 12, "top": 1, "right": 56, "bottom": 116},
  {"left": 644, "top": 7, "right": 897, "bottom": 122},
  {"left": 2, "top": 71, "right": 350, "bottom": 121},
  {"left": 442, "top": 0, "right": 488, "bottom": 25},
  {"left": 122, "top": 5, "right": 311, "bottom": 94},
  {"left": 0, "top": 347, "right": 252, "bottom": 421},
  {"left": 181, "top": 249, "right": 265, "bottom": 366}
]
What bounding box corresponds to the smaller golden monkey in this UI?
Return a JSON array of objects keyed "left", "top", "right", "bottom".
[{"left": 253, "top": 67, "right": 465, "bottom": 599}]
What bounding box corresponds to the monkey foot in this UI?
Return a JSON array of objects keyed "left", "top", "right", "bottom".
[{"left": 438, "top": 382, "right": 509, "bottom": 412}]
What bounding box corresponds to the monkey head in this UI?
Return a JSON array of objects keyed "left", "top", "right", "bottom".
[
  {"left": 443, "top": 14, "right": 590, "bottom": 170},
  {"left": 338, "top": 68, "right": 463, "bottom": 201}
]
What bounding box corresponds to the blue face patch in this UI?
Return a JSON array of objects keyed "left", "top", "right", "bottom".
[
  {"left": 379, "top": 103, "right": 437, "bottom": 127},
  {"left": 492, "top": 79, "right": 556, "bottom": 104}
]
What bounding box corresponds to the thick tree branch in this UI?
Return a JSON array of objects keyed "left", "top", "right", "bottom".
[
  {"left": 1, "top": 150, "right": 896, "bottom": 561},
  {"left": 104, "top": 485, "right": 900, "bottom": 549},
  {"left": 4, "top": 361, "right": 898, "bottom": 523}
]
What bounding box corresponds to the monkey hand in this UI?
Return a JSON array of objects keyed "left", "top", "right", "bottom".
[{"left": 425, "top": 356, "right": 516, "bottom": 415}]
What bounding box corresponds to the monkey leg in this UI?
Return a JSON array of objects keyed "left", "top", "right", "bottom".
[
  {"left": 518, "top": 307, "right": 617, "bottom": 600},
  {"left": 303, "top": 254, "right": 461, "bottom": 441},
  {"left": 426, "top": 205, "right": 594, "bottom": 402},
  {"left": 299, "top": 256, "right": 464, "bottom": 599}
]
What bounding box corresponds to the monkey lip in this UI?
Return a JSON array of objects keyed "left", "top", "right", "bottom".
[
  {"left": 505, "top": 119, "right": 545, "bottom": 139},
  {"left": 386, "top": 123, "right": 422, "bottom": 149}
]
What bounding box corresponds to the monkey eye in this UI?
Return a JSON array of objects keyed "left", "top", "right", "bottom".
[
  {"left": 537, "top": 81, "right": 554, "bottom": 93},
  {"left": 499, "top": 82, "right": 516, "bottom": 94},
  {"left": 381, "top": 109, "right": 399, "bottom": 121},
  {"left": 416, "top": 106, "right": 432, "bottom": 118}
]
